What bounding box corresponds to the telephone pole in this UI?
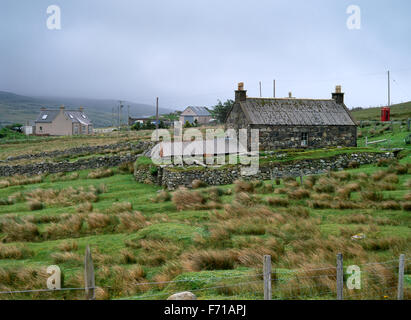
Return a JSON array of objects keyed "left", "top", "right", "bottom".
[
  {"left": 155, "top": 97, "right": 159, "bottom": 141},
  {"left": 388, "top": 70, "right": 391, "bottom": 107},
  {"left": 273, "top": 79, "right": 276, "bottom": 98},
  {"left": 127, "top": 105, "right": 130, "bottom": 130}
]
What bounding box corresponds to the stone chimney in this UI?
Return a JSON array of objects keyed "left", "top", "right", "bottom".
[
  {"left": 288, "top": 92, "right": 293, "bottom": 98},
  {"left": 332, "top": 85, "right": 344, "bottom": 104},
  {"left": 40, "top": 107, "right": 46, "bottom": 111},
  {"left": 235, "top": 82, "right": 247, "bottom": 102},
  {"left": 79, "top": 106, "right": 84, "bottom": 112},
  {"left": 60, "top": 105, "right": 65, "bottom": 111}
]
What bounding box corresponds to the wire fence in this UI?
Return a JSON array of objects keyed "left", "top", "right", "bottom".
[{"left": 0, "top": 251, "right": 409, "bottom": 301}]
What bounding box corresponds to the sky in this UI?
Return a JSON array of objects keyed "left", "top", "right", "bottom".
[{"left": 0, "top": 0, "right": 410, "bottom": 110}]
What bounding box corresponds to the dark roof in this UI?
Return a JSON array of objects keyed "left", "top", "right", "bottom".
[
  {"left": 35, "top": 110, "right": 60, "bottom": 123},
  {"left": 35, "top": 109, "right": 92, "bottom": 125},
  {"left": 184, "top": 106, "right": 211, "bottom": 116},
  {"left": 237, "top": 98, "right": 356, "bottom": 126}
]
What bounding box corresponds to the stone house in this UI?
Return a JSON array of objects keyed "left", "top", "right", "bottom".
[
  {"left": 35, "top": 106, "right": 93, "bottom": 136},
  {"left": 225, "top": 83, "right": 357, "bottom": 150},
  {"left": 179, "top": 106, "right": 212, "bottom": 125}
]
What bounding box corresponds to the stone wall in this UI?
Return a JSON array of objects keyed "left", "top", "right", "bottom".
[
  {"left": 0, "top": 154, "right": 142, "bottom": 177},
  {"left": 0, "top": 141, "right": 155, "bottom": 177},
  {"left": 134, "top": 151, "right": 394, "bottom": 190},
  {"left": 1, "top": 141, "right": 154, "bottom": 163},
  {"left": 254, "top": 125, "right": 357, "bottom": 150}
]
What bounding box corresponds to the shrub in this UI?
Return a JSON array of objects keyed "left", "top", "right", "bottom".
[
  {"left": 393, "top": 164, "right": 408, "bottom": 175},
  {"left": 347, "top": 161, "right": 359, "bottom": 169}
]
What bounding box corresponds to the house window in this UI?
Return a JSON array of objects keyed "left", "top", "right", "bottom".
[
  {"left": 81, "top": 125, "right": 86, "bottom": 134},
  {"left": 301, "top": 132, "right": 308, "bottom": 146},
  {"left": 88, "top": 126, "right": 93, "bottom": 134},
  {"left": 74, "top": 124, "right": 79, "bottom": 134},
  {"left": 42, "top": 115, "right": 48, "bottom": 120},
  {"left": 40, "top": 126, "right": 43, "bottom": 131}
]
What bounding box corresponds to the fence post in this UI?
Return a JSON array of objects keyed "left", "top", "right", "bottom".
[
  {"left": 263, "top": 255, "right": 272, "bottom": 300},
  {"left": 299, "top": 170, "right": 303, "bottom": 185},
  {"left": 365, "top": 136, "right": 368, "bottom": 147},
  {"left": 397, "top": 254, "right": 405, "bottom": 300},
  {"left": 336, "top": 253, "right": 343, "bottom": 300},
  {"left": 407, "top": 118, "right": 410, "bottom": 132},
  {"left": 84, "top": 245, "right": 96, "bottom": 300}
]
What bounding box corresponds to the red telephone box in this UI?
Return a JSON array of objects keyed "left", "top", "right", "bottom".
[{"left": 381, "top": 107, "right": 390, "bottom": 122}]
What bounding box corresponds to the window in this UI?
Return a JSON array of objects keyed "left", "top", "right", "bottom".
[
  {"left": 69, "top": 114, "right": 74, "bottom": 119},
  {"left": 81, "top": 125, "right": 86, "bottom": 134},
  {"left": 301, "top": 132, "right": 308, "bottom": 147},
  {"left": 82, "top": 114, "right": 86, "bottom": 119},
  {"left": 73, "top": 124, "right": 79, "bottom": 134},
  {"left": 40, "top": 126, "right": 43, "bottom": 131},
  {"left": 42, "top": 115, "right": 48, "bottom": 120}
]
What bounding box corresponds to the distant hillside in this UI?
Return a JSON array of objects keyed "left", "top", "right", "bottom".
[
  {"left": 351, "top": 101, "right": 411, "bottom": 121},
  {"left": 0, "top": 91, "right": 173, "bottom": 128}
]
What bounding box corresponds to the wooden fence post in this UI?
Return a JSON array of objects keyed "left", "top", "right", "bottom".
[
  {"left": 84, "top": 245, "right": 96, "bottom": 300},
  {"left": 263, "top": 255, "right": 272, "bottom": 300},
  {"left": 299, "top": 170, "right": 303, "bottom": 185},
  {"left": 336, "top": 253, "right": 343, "bottom": 300},
  {"left": 397, "top": 254, "right": 405, "bottom": 300},
  {"left": 365, "top": 136, "right": 368, "bottom": 147},
  {"left": 407, "top": 118, "right": 410, "bottom": 132}
]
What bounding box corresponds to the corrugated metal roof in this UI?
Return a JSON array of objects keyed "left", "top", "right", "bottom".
[{"left": 239, "top": 98, "right": 356, "bottom": 126}]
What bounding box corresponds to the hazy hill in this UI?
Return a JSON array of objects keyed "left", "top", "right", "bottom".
[
  {"left": 0, "top": 91, "right": 173, "bottom": 128},
  {"left": 351, "top": 101, "right": 411, "bottom": 121}
]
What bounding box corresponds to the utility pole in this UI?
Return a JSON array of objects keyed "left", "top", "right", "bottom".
[
  {"left": 118, "top": 100, "right": 123, "bottom": 134},
  {"left": 259, "top": 81, "right": 262, "bottom": 98},
  {"left": 388, "top": 70, "right": 391, "bottom": 107},
  {"left": 127, "top": 105, "right": 130, "bottom": 130},
  {"left": 155, "top": 97, "right": 159, "bottom": 141},
  {"left": 273, "top": 79, "right": 276, "bottom": 98}
]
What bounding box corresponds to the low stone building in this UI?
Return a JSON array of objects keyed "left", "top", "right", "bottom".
[
  {"left": 225, "top": 83, "right": 357, "bottom": 150},
  {"left": 179, "top": 106, "right": 212, "bottom": 125},
  {"left": 35, "top": 106, "right": 93, "bottom": 136}
]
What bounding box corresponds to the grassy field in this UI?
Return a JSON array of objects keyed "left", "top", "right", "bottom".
[
  {"left": 351, "top": 101, "right": 411, "bottom": 121},
  {"left": 0, "top": 126, "right": 410, "bottom": 300}
]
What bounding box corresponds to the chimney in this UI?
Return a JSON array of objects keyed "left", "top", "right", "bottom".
[
  {"left": 40, "top": 107, "right": 46, "bottom": 111},
  {"left": 79, "top": 106, "right": 84, "bottom": 112},
  {"left": 288, "top": 92, "right": 293, "bottom": 98},
  {"left": 332, "top": 85, "right": 344, "bottom": 104},
  {"left": 60, "top": 104, "right": 65, "bottom": 111},
  {"left": 235, "top": 82, "right": 247, "bottom": 102}
]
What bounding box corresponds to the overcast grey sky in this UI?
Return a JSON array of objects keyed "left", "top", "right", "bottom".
[{"left": 0, "top": 0, "right": 410, "bottom": 110}]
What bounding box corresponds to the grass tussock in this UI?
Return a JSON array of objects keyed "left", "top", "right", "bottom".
[
  {"left": 267, "top": 197, "right": 289, "bottom": 207},
  {"left": 87, "top": 168, "right": 114, "bottom": 179},
  {"left": 0, "top": 244, "right": 33, "bottom": 259},
  {"left": 182, "top": 250, "right": 237, "bottom": 271},
  {"left": 152, "top": 191, "right": 171, "bottom": 203},
  {"left": 58, "top": 241, "right": 79, "bottom": 252},
  {"left": 172, "top": 187, "right": 206, "bottom": 211},
  {"left": 191, "top": 179, "right": 207, "bottom": 189},
  {"left": 233, "top": 180, "right": 254, "bottom": 193}
]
